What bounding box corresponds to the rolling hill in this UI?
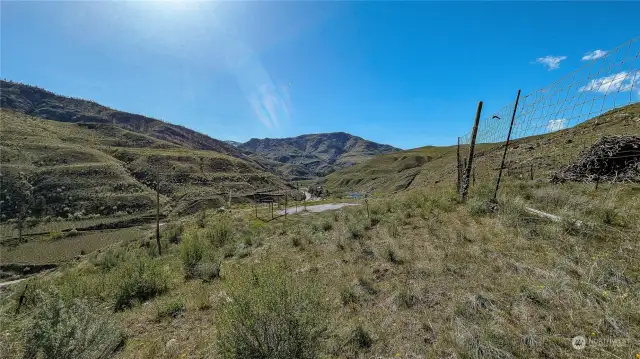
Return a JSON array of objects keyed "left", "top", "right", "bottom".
[
  {"left": 0, "top": 80, "right": 247, "bottom": 160},
  {"left": 320, "top": 103, "right": 640, "bottom": 194},
  {"left": 0, "top": 82, "right": 293, "bottom": 220},
  {"left": 239, "top": 132, "right": 400, "bottom": 180}
]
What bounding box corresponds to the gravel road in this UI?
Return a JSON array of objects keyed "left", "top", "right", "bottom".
[{"left": 279, "top": 203, "right": 360, "bottom": 215}]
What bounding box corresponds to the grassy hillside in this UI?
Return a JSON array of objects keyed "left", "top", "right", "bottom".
[
  {"left": 239, "top": 132, "right": 400, "bottom": 180},
  {"left": 0, "top": 80, "right": 248, "bottom": 160},
  {"left": 1, "top": 178, "right": 637, "bottom": 358},
  {"left": 0, "top": 109, "right": 289, "bottom": 221},
  {"left": 322, "top": 103, "right": 640, "bottom": 194}
]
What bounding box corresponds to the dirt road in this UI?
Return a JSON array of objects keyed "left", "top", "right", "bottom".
[
  {"left": 279, "top": 203, "right": 360, "bottom": 215},
  {"left": 0, "top": 278, "right": 26, "bottom": 289}
]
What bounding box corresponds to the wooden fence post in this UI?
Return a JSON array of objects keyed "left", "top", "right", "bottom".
[
  {"left": 155, "top": 170, "right": 161, "bottom": 256},
  {"left": 472, "top": 166, "right": 476, "bottom": 186},
  {"left": 493, "top": 90, "right": 521, "bottom": 201},
  {"left": 456, "top": 137, "right": 462, "bottom": 195},
  {"left": 460, "top": 101, "right": 483, "bottom": 202}
]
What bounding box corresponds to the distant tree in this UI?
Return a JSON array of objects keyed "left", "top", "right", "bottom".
[{"left": 0, "top": 172, "right": 36, "bottom": 240}]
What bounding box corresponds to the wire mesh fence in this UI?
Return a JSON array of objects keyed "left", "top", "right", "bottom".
[{"left": 458, "top": 36, "right": 640, "bottom": 199}]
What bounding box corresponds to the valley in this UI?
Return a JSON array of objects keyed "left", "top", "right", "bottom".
[{"left": 0, "top": 81, "right": 638, "bottom": 359}]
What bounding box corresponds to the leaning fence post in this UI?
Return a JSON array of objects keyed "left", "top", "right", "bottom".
[
  {"left": 460, "top": 101, "right": 483, "bottom": 202},
  {"left": 530, "top": 163, "right": 534, "bottom": 180},
  {"left": 493, "top": 90, "right": 521, "bottom": 201},
  {"left": 456, "top": 137, "right": 462, "bottom": 195}
]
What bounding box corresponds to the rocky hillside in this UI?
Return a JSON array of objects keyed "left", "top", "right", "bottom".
[{"left": 239, "top": 132, "right": 400, "bottom": 180}]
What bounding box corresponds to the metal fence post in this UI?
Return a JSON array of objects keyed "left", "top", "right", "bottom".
[
  {"left": 460, "top": 101, "right": 483, "bottom": 202},
  {"left": 493, "top": 90, "right": 521, "bottom": 201}
]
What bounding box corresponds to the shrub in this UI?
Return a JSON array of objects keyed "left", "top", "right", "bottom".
[
  {"left": 468, "top": 197, "right": 494, "bottom": 216},
  {"left": 321, "top": 220, "right": 333, "bottom": 232},
  {"left": 23, "top": 292, "right": 124, "bottom": 359},
  {"left": 112, "top": 255, "right": 168, "bottom": 311},
  {"left": 396, "top": 282, "right": 418, "bottom": 309},
  {"left": 242, "top": 234, "right": 253, "bottom": 247},
  {"left": 196, "top": 209, "right": 207, "bottom": 228},
  {"left": 385, "top": 246, "right": 402, "bottom": 265},
  {"left": 348, "top": 220, "right": 366, "bottom": 240},
  {"left": 194, "top": 261, "right": 220, "bottom": 282},
  {"left": 92, "top": 247, "right": 127, "bottom": 272},
  {"left": 351, "top": 325, "right": 373, "bottom": 350},
  {"left": 155, "top": 298, "right": 185, "bottom": 321},
  {"left": 162, "top": 223, "right": 183, "bottom": 244},
  {"left": 217, "top": 264, "right": 327, "bottom": 359},
  {"left": 340, "top": 287, "right": 358, "bottom": 306},
  {"left": 180, "top": 231, "right": 210, "bottom": 278},
  {"left": 386, "top": 220, "right": 399, "bottom": 238},
  {"left": 292, "top": 236, "right": 302, "bottom": 247},
  {"left": 203, "top": 217, "right": 233, "bottom": 248},
  {"left": 357, "top": 276, "right": 377, "bottom": 295},
  {"left": 189, "top": 283, "right": 212, "bottom": 311}
]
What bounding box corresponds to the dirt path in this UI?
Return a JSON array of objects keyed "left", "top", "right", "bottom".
[
  {"left": 279, "top": 203, "right": 360, "bottom": 215},
  {"left": 0, "top": 278, "right": 26, "bottom": 289}
]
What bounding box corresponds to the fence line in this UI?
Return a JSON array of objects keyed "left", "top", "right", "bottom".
[{"left": 457, "top": 36, "right": 640, "bottom": 200}]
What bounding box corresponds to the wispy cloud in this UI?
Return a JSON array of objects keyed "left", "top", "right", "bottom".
[
  {"left": 579, "top": 71, "right": 640, "bottom": 93},
  {"left": 547, "top": 119, "right": 568, "bottom": 132},
  {"left": 581, "top": 49, "right": 608, "bottom": 61},
  {"left": 534, "top": 55, "right": 567, "bottom": 71},
  {"left": 224, "top": 40, "right": 291, "bottom": 129}
]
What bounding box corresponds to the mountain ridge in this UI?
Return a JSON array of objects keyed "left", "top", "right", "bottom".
[
  {"left": 238, "top": 132, "right": 400, "bottom": 180},
  {"left": 0, "top": 80, "right": 247, "bottom": 160}
]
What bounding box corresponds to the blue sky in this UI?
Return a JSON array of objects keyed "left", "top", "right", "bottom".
[{"left": 1, "top": 1, "right": 638, "bottom": 149}]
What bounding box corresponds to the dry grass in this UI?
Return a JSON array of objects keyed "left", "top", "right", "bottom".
[
  {"left": 1, "top": 227, "right": 145, "bottom": 264},
  {"left": 0, "top": 181, "right": 638, "bottom": 358}
]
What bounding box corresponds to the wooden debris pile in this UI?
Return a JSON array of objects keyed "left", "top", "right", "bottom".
[{"left": 552, "top": 136, "right": 640, "bottom": 183}]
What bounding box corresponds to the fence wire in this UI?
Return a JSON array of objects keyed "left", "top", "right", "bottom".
[{"left": 459, "top": 36, "right": 640, "bottom": 187}]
